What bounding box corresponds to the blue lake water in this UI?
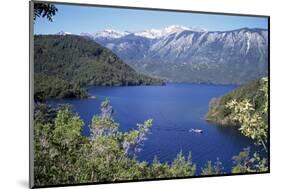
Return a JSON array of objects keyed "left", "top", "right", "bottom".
[{"left": 49, "top": 83, "right": 260, "bottom": 174}]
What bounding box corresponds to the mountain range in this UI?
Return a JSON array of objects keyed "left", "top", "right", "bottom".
[{"left": 58, "top": 25, "right": 268, "bottom": 84}]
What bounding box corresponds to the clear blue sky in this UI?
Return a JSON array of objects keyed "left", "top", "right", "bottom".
[{"left": 34, "top": 3, "right": 268, "bottom": 34}]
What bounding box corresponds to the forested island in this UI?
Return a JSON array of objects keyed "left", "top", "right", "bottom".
[{"left": 34, "top": 35, "right": 164, "bottom": 101}]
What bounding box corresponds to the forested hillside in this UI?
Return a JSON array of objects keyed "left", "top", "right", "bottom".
[
  {"left": 206, "top": 77, "right": 269, "bottom": 170},
  {"left": 34, "top": 35, "right": 164, "bottom": 100},
  {"left": 206, "top": 78, "right": 268, "bottom": 125}
]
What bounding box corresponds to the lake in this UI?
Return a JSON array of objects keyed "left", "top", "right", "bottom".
[{"left": 49, "top": 83, "right": 260, "bottom": 174}]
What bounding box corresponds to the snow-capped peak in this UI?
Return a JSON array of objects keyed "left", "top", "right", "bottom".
[
  {"left": 56, "top": 31, "right": 72, "bottom": 35},
  {"left": 163, "top": 25, "right": 188, "bottom": 33},
  {"left": 134, "top": 25, "right": 207, "bottom": 39},
  {"left": 93, "top": 29, "right": 130, "bottom": 39},
  {"left": 134, "top": 29, "right": 163, "bottom": 39},
  {"left": 164, "top": 25, "right": 207, "bottom": 33},
  {"left": 80, "top": 25, "right": 207, "bottom": 40}
]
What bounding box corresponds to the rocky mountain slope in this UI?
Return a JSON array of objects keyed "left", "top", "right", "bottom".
[{"left": 79, "top": 25, "right": 268, "bottom": 84}]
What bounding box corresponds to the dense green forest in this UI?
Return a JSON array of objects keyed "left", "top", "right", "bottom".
[
  {"left": 206, "top": 78, "right": 267, "bottom": 126},
  {"left": 206, "top": 77, "right": 269, "bottom": 152},
  {"left": 34, "top": 73, "right": 88, "bottom": 102},
  {"left": 34, "top": 35, "right": 164, "bottom": 100}
]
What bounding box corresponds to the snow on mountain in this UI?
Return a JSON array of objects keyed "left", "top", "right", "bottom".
[
  {"left": 56, "top": 31, "right": 72, "bottom": 35},
  {"left": 134, "top": 29, "right": 163, "bottom": 39},
  {"left": 163, "top": 25, "right": 206, "bottom": 34},
  {"left": 56, "top": 26, "right": 268, "bottom": 84},
  {"left": 134, "top": 25, "right": 207, "bottom": 39},
  {"left": 78, "top": 25, "right": 207, "bottom": 40},
  {"left": 89, "top": 27, "right": 267, "bottom": 67},
  {"left": 90, "top": 27, "right": 268, "bottom": 84},
  {"left": 91, "top": 29, "right": 130, "bottom": 39}
]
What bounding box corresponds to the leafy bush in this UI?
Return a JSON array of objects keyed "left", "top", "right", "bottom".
[
  {"left": 226, "top": 77, "right": 268, "bottom": 151},
  {"left": 34, "top": 100, "right": 196, "bottom": 186},
  {"left": 231, "top": 148, "right": 268, "bottom": 173},
  {"left": 201, "top": 158, "right": 225, "bottom": 176}
]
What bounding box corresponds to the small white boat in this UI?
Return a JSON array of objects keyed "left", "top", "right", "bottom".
[
  {"left": 189, "top": 128, "right": 203, "bottom": 133},
  {"left": 89, "top": 96, "right": 96, "bottom": 99}
]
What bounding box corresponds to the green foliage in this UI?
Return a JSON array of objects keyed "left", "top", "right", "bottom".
[
  {"left": 53, "top": 108, "right": 84, "bottom": 147},
  {"left": 149, "top": 157, "right": 171, "bottom": 178},
  {"left": 206, "top": 78, "right": 267, "bottom": 126},
  {"left": 223, "top": 78, "right": 269, "bottom": 174},
  {"left": 206, "top": 77, "right": 268, "bottom": 174},
  {"left": 34, "top": 106, "right": 85, "bottom": 185},
  {"left": 34, "top": 35, "right": 164, "bottom": 101},
  {"left": 226, "top": 77, "right": 268, "bottom": 151},
  {"left": 34, "top": 2, "right": 58, "bottom": 21},
  {"left": 148, "top": 153, "right": 196, "bottom": 179},
  {"left": 231, "top": 148, "right": 268, "bottom": 174},
  {"left": 90, "top": 116, "right": 118, "bottom": 139},
  {"left": 201, "top": 158, "right": 225, "bottom": 176},
  {"left": 34, "top": 98, "right": 269, "bottom": 186},
  {"left": 34, "top": 74, "right": 88, "bottom": 102},
  {"left": 34, "top": 100, "right": 195, "bottom": 186},
  {"left": 122, "top": 119, "right": 153, "bottom": 155},
  {"left": 34, "top": 103, "right": 58, "bottom": 124},
  {"left": 169, "top": 151, "right": 196, "bottom": 177}
]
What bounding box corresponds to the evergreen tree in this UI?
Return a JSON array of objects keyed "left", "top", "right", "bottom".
[{"left": 201, "top": 158, "right": 225, "bottom": 176}]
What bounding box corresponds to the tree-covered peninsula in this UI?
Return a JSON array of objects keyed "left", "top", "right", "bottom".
[
  {"left": 206, "top": 77, "right": 269, "bottom": 171},
  {"left": 34, "top": 35, "right": 164, "bottom": 101},
  {"left": 206, "top": 78, "right": 268, "bottom": 126}
]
